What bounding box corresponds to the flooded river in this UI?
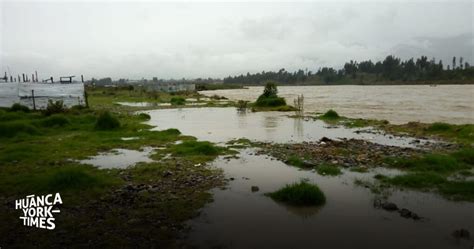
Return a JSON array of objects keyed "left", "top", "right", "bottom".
[
  {"left": 201, "top": 85, "right": 474, "bottom": 124},
  {"left": 142, "top": 107, "right": 473, "bottom": 249}
]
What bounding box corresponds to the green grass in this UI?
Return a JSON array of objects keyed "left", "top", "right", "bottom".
[
  {"left": 387, "top": 148, "right": 473, "bottom": 174},
  {"left": 0, "top": 121, "right": 39, "bottom": 137},
  {"left": 350, "top": 166, "right": 369, "bottom": 173},
  {"left": 316, "top": 164, "right": 342, "bottom": 176},
  {"left": 266, "top": 180, "right": 326, "bottom": 206},
  {"left": 385, "top": 172, "right": 446, "bottom": 188},
  {"left": 39, "top": 114, "right": 70, "bottom": 127},
  {"left": 171, "top": 140, "right": 221, "bottom": 156},
  {"left": 170, "top": 97, "right": 186, "bottom": 105},
  {"left": 95, "top": 111, "right": 120, "bottom": 130},
  {"left": 9, "top": 103, "right": 30, "bottom": 113},
  {"left": 381, "top": 172, "right": 474, "bottom": 201},
  {"left": 286, "top": 155, "right": 306, "bottom": 167}
]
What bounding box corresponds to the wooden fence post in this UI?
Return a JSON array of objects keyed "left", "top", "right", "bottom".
[{"left": 31, "top": 90, "right": 36, "bottom": 110}]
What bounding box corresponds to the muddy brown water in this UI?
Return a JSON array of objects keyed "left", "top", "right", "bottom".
[
  {"left": 185, "top": 149, "right": 474, "bottom": 249},
  {"left": 200, "top": 85, "right": 474, "bottom": 124},
  {"left": 144, "top": 107, "right": 427, "bottom": 148},
  {"left": 142, "top": 107, "right": 473, "bottom": 249}
]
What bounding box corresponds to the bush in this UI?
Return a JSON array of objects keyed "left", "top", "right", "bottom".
[
  {"left": 170, "top": 97, "right": 186, "bottom": 105},
  {"left": 0, "top": 121, "right": 39, "bottom": 138},
  {"left": 237, "top": 100, "right": 248, "bottom": 110},
  {"left": 320, "top": 109, "right": 340, "bottom": 120},
  {"left": 40, "top": 115, "right": 70, "bottom": 127},
  {"left": 255, "top": 96, "right": 287, "bottom": 107},
  {"left": 137, "top": 113, "right": 151, "bottom": 120},
  {"left": 254, "top": 82, "right": 287, "bottom": 107},
  {"left": 9, "top": 103, "right": 30, "bottom": 113},
  {"left": 267, "top": 180, "right": 326, "bottom": 206},
  {"left": 95, "top": 111, "right": 120, "bottom": 130},
  {"left": 44, "top": 100, "right": 66, "bottom": 116}
]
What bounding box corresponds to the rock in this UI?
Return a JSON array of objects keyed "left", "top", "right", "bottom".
[
  {"left": 320, "top": 137, "right": 332, "bottom": 143},
  {"left": 398, "top": 208, "right": 420, "bottom": 220},
  {"left": 382, "top": 202, "right": 398, "bottom": 211},
  {"left": 163, "top": 171, "right": 173, "bottom": 177},
  {"left": 452, "top": 229, "right": 470, "bottom": 239},
  {"left": 251, "top": 186, "right": 259, "bottom": 192}
]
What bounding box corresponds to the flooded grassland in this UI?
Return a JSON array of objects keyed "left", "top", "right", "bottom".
[{"left": 0, "top": 85, "right": 473, "bottom": 248}]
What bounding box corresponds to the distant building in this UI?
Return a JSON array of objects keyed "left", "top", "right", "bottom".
[{"left": 146, "top": 82, "right": 195, "bottom": 92}]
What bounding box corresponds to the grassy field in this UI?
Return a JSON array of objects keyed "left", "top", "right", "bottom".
[{"left": 0, "top": 91, "right": 235, "bottom": 248}]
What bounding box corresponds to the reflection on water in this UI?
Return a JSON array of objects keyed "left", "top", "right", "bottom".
[
  {"left": 145, "top": 107, "right": 427, "bottom": 147},
  {"left": 201, "top": 85, "right": 474, "bottom": 124},
  {"left": 79, "top": 147, "right": 154, "bottom": 169},
  {"left": 186, "top": 149, "right": 474, "bottom": 249}
]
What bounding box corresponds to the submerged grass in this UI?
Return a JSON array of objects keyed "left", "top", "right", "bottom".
[
  {"left": 316, "top": 164, "right": 342, "bottom": 176},
  {"left": 380, "top": 147, "right": 474, "bottom": 200},
  {"left": 267, "top": 180, "right": 326, "bottom": 206}
]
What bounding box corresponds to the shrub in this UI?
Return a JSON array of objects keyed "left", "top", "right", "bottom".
[
  {"left": 254, "top": 82, "right": 287, "bottom": 107},
  {"left": 262, "top": 81, "right": 278, "bottom": 98},
  {"left": 40, "top": 115, "right": 70, "bottom": 127},
  {"left": 237, "top": 100, "right": 248, "bottom": 110},
  {"left": 267, "top": 180, "right": 326, "bottom": 206},
  {"left": 9, "top": 103, "right": 30, "bottom": 113},
  {"left": 95, "top": 111, "right": 120, "bottom": 130},
  {"left": 0, "top": 121, "right": 39, "bottom": 138},
  {"left": 255, "top": 96, "right": 287, "bottom": 107},
  {"left": 137, "top": 113, "right": 151, "bottom": 120},
  {"left": 44, "top": 100, "right": 66, "bottom": 116},
  {"left": 170, "top": 97, "right": 186, "bottom": 105},
  {"left": 320, "top": 109, "right": 340, "bottom": 120}
]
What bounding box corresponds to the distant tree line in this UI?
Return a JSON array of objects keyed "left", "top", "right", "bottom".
[{"left": 223, "top": 55, "right": 474, "bottom": 84}]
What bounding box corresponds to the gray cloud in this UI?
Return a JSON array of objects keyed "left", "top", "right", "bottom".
[{"left": 0, "top": 1, "right": 472, "bottom": 80}]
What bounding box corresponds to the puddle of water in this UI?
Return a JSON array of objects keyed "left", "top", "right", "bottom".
[
  {"left": 116, "top": 102, "right": 171, "bottom": 107},
  {"left": 186, "top": 149, "right": 474, "bottom": 249},
  {"left": 121, "top": 137, "right": 139, "bottom": 141},
  {"left": 79, "top": 147, "right": 154, "bottom": 169},
  {"left": 145, "top": 107, "right": 427, "bottom": 148}
]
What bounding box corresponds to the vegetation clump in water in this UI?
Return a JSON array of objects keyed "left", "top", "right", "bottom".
[
  {"left": 316, "top": 164, "right": 342, "bottom": 176},
  {"left": 320, "top": 109, "right": 340, "bottom": 120},
  {"left": 249, "top": 82, "right": 297, "bottom": 111},
  {"left": 267, "top": 180, "right": 326, "bottom": 206},
  {"left": 170, "top": 97, "right": 186, "bottom": 105}
]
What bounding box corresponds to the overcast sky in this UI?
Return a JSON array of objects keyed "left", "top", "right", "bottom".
[{"left": 1, "top": 0, "right": 473, "bottom": 80}]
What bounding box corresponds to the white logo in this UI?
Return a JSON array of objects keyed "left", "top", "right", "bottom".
[{"left": 15, "top": 193, "right": 63, "bottom": 230}]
